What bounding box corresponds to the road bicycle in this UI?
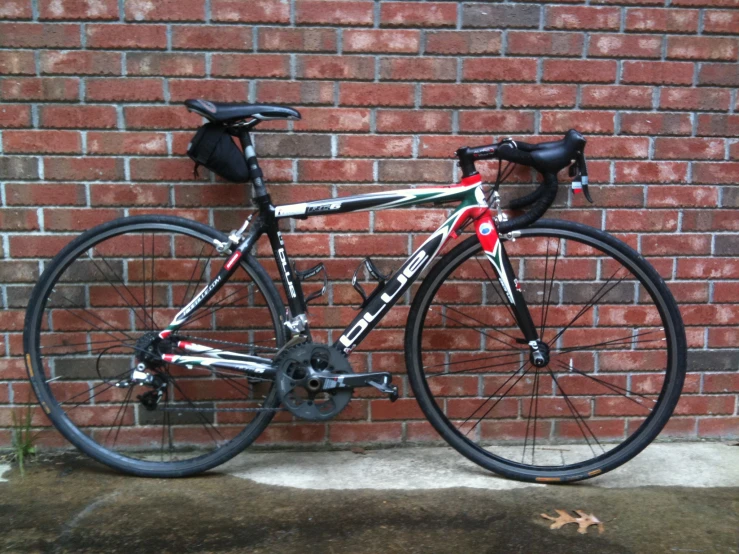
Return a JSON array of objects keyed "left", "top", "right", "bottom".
[{"left": 23, "top": 99, "right": 686, "bottom": 482}]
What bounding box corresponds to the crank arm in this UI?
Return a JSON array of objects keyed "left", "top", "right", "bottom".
[
  {"left": 322, "top": 371, "right": 398, "bottom": 401},
  {"left": 161, "top": 354, "right": 276, "bottom": 379}
]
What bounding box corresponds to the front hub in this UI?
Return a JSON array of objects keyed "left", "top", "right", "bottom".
[{"left": 529, "top": 340, "right": 550, "bottom": 368}]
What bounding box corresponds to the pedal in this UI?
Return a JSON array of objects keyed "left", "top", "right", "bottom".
[
  {"left": 369, "top": 380, "right": 398, "bottom": 402},
  {"left": 351, "top": 258, "right": 391, "bottom": 310},
  {"left": 295, "top": 262, "right": 327, "bottom": 304}
]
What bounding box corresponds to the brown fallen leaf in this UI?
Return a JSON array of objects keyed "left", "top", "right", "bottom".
[
  {"left": 541, "top": 509, "right": 605, "bottom": 535},
  {"left": 350, "top": 446, "right": 367, "bottom": 455}
]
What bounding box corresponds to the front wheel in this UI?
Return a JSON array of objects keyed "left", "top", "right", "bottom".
[
  {"left": 24, "top": 215, "right": 286, "bottom": 477},
  {"left": 406, "top": 219, "right": 686, "bottom": 483}
]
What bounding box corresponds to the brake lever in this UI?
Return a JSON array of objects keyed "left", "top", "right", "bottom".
[{"left": 571, "top": 153, "right": 593, "bottom": 204}]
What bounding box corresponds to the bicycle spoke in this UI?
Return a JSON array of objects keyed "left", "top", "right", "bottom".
[
  {"left": 89, "top": 253, "right": 153, "bottom": 331},
  {"left": 169, "top": 377, "right": 226, "bottom": 445},
  {"left": 553, "top": 359, "right": 656, "bottom": 407},
  {"left": 428, "top": 307, "right": 520, "bottom": 351},
  {"left": 426, "top": 354, "right": 526, "bottom": 378},
  {"left": 150, "top": 232, "right": 155, "bottom": 332},
  {"left": 522, "top": 366, "right": 541, "bottom": 465},
  {"left": 540, "top": 237, "right": 561, "bottom": 342},
  {"left": 54, "top": 301, "right": 135, "bottom": 344},
  {"left": 104, "top": 385, "right": 134, "bottom": 448},
  {"left": 552, "top": 328, "right": 664, "bottom": 355},
  {"left": 475, "top": 256, "right": 517, "bottom": 324},
  {"left": 424, "top": 349, "right": 522, "bottom": 371},
  {"left": 443, "top": 303, "right": 523, "bottom": 343},
  {"left": 547, "top": 368, "right": 604, "bottom": 458}
]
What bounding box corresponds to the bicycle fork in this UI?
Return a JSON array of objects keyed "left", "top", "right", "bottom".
[{"left": 474, "top": 212, "right": 549, "bottom": 368}]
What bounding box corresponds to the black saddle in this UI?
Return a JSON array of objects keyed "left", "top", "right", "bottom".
[{"left": 185, "top": 99, "right": 301, "bottom": 124}]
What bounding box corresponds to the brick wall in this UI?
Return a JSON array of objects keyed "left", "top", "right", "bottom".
[{"left": 0, "top": 0, "right": 737, "bottom": 446}]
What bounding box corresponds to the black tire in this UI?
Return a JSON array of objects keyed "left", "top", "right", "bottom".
[
  {"left": 405, "top": 219, "right": 686, "bottom": 483},
  {"left": 23, "top": 215, "right": 286, "bottom": 477}
]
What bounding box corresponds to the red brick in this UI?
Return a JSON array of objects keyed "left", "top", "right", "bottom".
[
  {"left": 418, "top": 134, "right": 487, "bottom": 158},
  {"left": 378, "top": 160, "right": 452, "bottom": 183},
  {"left": 588, "top": 33, "right": 663, "bottom": 59},
  {"left": 507, "top": 31, "right": 583, "bottom": 57},
  {"left": 714, "top": 282, "right": 739, "bottom": 303},
  {"left": 606, "top": 210, "right": 678, "bottom": 232},
  {"left": 256, "top": 81, "right": 334, "bottom": 105},
  {"left": 703, "top": 10, "right": 739, "bottom": 34},
  {"left": 463, "top": 58, "right": 537, "bottom": 82},
  {"left": 425, "top": 31, "right": 502, "bottom": 55},
  {"left": 124, "top": 106, "right": 203, "bottom": 130},
  {"left": 329, "top": 422, "right": 402, "bottom": 443},
  {"left": 125, "top": 0, "right": 204, "bottom": 21},
  {"left": 89, "top": 183, "right": 169, "bottom": 206},
  {"left": 0, "top": 51, "right": 35, "bottom": 75},
  {"left": 3, "top": 130, "right": 81, "bottom": 154},
  {"left": 675, "top": 395, "right": 735, "bottom": 416},
  {"left": 546, "top": 6, "right": 620, "bottom": 30},
  {"left": 708, "top": 330, "right": 739, "bottom": 350},
  {"left": 677, "top": 259, "right": 739, "bottom": 279},
  {"left": 625, "top": 8, "right": 699, "bottom": 33},
  {"left": 127, "top": 53, "right": 206, "bottom": 77},
  {"left": 40, "top": 51, "right": 120, "bottom": 76},
  {"left": 0, "top": 1, "right": 32, "bottom": 19},
  {"left": 39, "top": 0, "right": 118, "bottom": 20},
  {"left": 380, "top": 57, "right": 457, "bottom": 81},
  {"left": 660, "top": 88, "right": 731, "bottom": 112},
  {"left": 0, "top": 23, "right": 80, "bottom": 48},
  {"left": 641, "top": 234, "right": 711, "bottom": 256},
  {"left": 40, "top": 105, "right": 117, "bottom": 129},
  {"left": 698, "top": 63, "right": 739, "bottom": 87},
  {"left": 298, "top": 55, "right": 374, "bottom": 80},
  {"left": 86, "top": 25, "right": 164, "bottom": 50},
  {"left": 682, "top": 210, "right": 739, "bottom": 232},
  {"left": 614, "top": 162, "right": 688, "bottom": 184},
  {"left": 0, "top": 104, "right": 31, "bottom": 128},
  {"left": 698, "top": 418, "right": 739, "bottom": 438},
  {"left": 296, "top": 1, "right": 374, "bottom": 26},
  {"left": 696, "top": 114, "right": 739, "bottom": 137},
  {"left": 377, "top": 110, "right": 452, "bottom": 134},
  {"left": 172, "top": 25, "right": 253, "bottom": 51},
  {"left": 0, "top": 209, "right": 38, "bottom": 231},
  {"left": 620, "top": 112, "right": 692, "bottom": 136},
  {"left": 502, "top": 85, "right": 577, "bottom": 108},
  {"left": 587, "top": 137, "right": 649, "bottom": 159},
  {"left": 130, "top": 158, "right": 203, "bottom": 182},
  {"left": 693, "top": 163, "right": 739, "bottom": 185},
  {"left": 258, "top": 28, "right": 336, "bottom": 52},
  {"left": 168, "top": 79, "right": 249, "bottom": 102},
  {"left": 654, "top": 138, "right": 725, "bottom": 160},
  {"left": 581, "top": 86, "right": 653, "bottom": 109},
  {"left": 422, "top": 84, "right": 496, "bottom": 108},
  {"left": 299, "top": 160, "right": 374, "bottom": 183},
  {"left": 542, "top": 59, "right": 617, "bottom": 83},
  {"left": 338, "top": 136, "right": 413, "bottom": 158},
  {"left": 381, "top": 2, "right": 456, "bottom": 27},
  {"left": 622, "top": 61, "right": 695, "bottom": 85},
  {"left": 646, "top": 186, "right": 719, "bottom": 208},
  {"left": 44, "top": 207, "right": 122, "bottom": 231},
  {"left": 87, "top": 132, "right": 167, "bottom": 156},
  {"left": 212, "top": 54, "right": 290, "bottom": 79},
  {"left": 667, "top": 36, "right": 738, "bottom": 62},
  {"left": 294, "top": 108, "right": 370, "bottom": 132},
  {"left": 44, "top": 157, "right": 124, "bottom": 181},
  {"left": 344, "top": 30, "right": 420, "bottom": 54},
  {"left": 5, "top": 183, "right": 85, "bottom": 206},
  {"left": 1, "top": 77, "right": 79, "bottom": 101},
  {"left": 86, "top": 78, "right": 164, "bottom": 102},
  {"left": 211, "top": 0, "right": 290, "bottom": 23},
  {"left": 672, "top": 0, "right": 739, "bottom": 6},
  {"left": 459, "top": 111, "right": 535, "bottom": 133},
  {"left": 339, "top": 83, "right": 414, "bottom": 107},
  {"left": 540, "top": 110, "right": 615, "bottom": 134}
]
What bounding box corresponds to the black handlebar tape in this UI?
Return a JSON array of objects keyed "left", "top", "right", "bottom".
[
  {"left": 498, "top": 173, "right": 558, "bottom": 234},
  {"left": 495, "top": 144, "right": 535, "bottom": 165},
  {"left": 507, "top": 182, "right": 546, "bottom": 210}
]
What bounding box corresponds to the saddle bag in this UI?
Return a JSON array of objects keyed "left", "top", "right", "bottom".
[{"left": 187, "top": 123, "right": 249, "bottom": 183}]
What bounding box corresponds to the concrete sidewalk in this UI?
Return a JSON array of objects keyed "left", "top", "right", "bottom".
[{"left": 1, "top": 442, "right": 737, "bottom": 553}]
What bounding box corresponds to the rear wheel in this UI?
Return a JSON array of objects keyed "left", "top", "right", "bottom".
[
  {"left": 24, "top": 216, "right": 285, "bottom": 477},
  {"left": 406, "top": 219, "right": 686, "bottom": 482}
]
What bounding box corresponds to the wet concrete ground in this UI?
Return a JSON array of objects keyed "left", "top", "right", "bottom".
[{"left": 0, "top": 447, "right": 737, "bottom": 553}]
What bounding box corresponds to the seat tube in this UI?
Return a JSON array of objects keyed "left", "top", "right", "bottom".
[{"left": 474, "top": 213, "right": 539, "bottom": 343}]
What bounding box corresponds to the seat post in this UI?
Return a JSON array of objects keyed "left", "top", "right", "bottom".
[{"left": 237, "top": 130, "right": 269, "bottom": 203}]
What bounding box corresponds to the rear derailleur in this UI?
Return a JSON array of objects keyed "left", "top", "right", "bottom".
[{"left": 116, "top": 363, "right": 168, "bottom": 412}]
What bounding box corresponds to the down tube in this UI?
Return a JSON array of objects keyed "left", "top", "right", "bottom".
[{"left": 335, "top": 209, "right": 472, "bottom": 355}]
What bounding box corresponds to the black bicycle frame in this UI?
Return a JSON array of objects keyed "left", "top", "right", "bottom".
[{"left": 158, "top": 132, "right": 541, "bottom": 366}]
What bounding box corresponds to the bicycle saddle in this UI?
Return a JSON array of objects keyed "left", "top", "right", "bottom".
[{"left": 185, "top": 99, "right": 301, "bottom": 124}]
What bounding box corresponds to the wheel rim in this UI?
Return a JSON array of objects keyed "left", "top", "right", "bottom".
[
  {"left": 414, "top": 226, "right": 680, "bottom": 473},
  {"left": 27, "top": 221, "right": 283, "bottom": 466}
]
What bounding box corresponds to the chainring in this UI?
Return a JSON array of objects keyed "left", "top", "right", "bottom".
[{"left": 275, "top": 343, "right": 353, "bottom": 421}]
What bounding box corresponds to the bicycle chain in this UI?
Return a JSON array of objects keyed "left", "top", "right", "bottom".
[
  {"left": 173, "top": 334, "right": 280, "bottom": 353},
  {"left": 159, "top": 406, "right": 285, "bottom": 412}
]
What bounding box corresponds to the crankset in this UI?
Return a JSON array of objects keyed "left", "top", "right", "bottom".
[{"left": 275, "top": 342, "right": 397, "bottom": 422}]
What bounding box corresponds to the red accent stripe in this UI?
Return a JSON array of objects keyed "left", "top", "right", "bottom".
[
  {"left": 162, "top": 354, "right": 175, "bottom": 363},
  {"left": 177, "top": 341, "right": 192, "bottom": 349},
  {"left": 159, "top": 330, "right": 171, "bottom": 339},
  {"left": 460, "top": 175, "right": 482, "bottom": 186},
  {"left": 224, "top": 251, "right": 242, "bottom": 270}
]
